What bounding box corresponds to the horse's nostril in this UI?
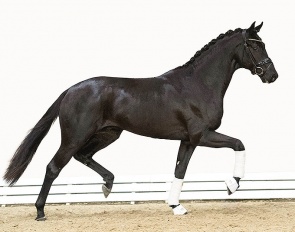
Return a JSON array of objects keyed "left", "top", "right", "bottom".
[{"left": 271, "top": 74, "right": 278, "bottom": 82}]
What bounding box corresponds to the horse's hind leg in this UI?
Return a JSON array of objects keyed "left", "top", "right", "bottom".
[
  {"left": 35, "top": 144, "right": 81, "bottom": 221},
  {"left": 74, "top": 127, "right": 122, "bottom": 197}
]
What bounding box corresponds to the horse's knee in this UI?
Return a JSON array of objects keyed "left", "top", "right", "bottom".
[{"left": 234, "top": 139, "right": 245, "bottom": 151}]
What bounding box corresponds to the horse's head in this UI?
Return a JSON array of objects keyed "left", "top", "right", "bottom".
[{"left": 240, "top": 22, "right": 278, "bottom": 83}]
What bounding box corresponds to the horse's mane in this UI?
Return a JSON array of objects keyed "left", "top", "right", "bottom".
[{"left": 176, "top": 28, "right": 243, "bottom": 69}]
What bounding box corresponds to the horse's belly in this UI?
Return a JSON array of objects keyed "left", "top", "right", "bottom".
[
  {"left": 128, "top": 123, "right": 189, "bottom": 140},
  {"left": 111, "top": 108, "right": 189, "bottom": 140},
  {"left": 128, "top": 116, "right": 189, "bottom": 140}
]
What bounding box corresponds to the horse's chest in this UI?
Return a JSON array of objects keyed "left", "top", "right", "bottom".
[
  {"left": 205, "top": 102, "right": 223, "bottom": 129},
  {"left": 191, "top": 101, "right": 223, "bottom": 130}
]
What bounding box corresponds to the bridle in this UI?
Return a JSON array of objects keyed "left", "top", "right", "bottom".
[{"left": 242, "top": 30, "right": 273, "bottom": 76}]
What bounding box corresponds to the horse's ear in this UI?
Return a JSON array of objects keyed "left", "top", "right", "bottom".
[
  {"left": 255, "top": 22, "right": 263, "bottom": 32},
  {"left": 247, "top": 21, "right": 256, "bottom": 33}
]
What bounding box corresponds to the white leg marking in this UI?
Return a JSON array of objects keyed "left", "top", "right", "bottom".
[
  {"left": 233, "top": 150, "right": 246, "bottom": 178},
  {"left": 172, "top": 204, "right": 187, "bottom": 215},
  {"left": 225, "top": 150, "right": 246, "bottom": 195},
  {"left": 168, "top": 178, "right": 183, "bottom": 206},
  {"left": 225, "top": 178, "right": 239, "bottom": 195},
  {"left": 168, "top": 178, "right": 187, "bottom": 215}
]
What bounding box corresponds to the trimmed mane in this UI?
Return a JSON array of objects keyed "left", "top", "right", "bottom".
[{"left": 177, "top": 28, "right": 243, "bottom": 69}]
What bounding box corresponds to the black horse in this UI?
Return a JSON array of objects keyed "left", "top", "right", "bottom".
[{"left": 4, "top": 22, "right": 278, "bottom": 219}]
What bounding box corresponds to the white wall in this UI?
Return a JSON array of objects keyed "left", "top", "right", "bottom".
[{"left": 0, "top": 0, "right": 294, "bottom": 182}]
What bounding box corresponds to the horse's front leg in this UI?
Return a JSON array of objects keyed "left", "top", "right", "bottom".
[
  {"left": 199, "top": 130, "right": 246, "bottom": 195},
  {"left": 168, "top": 141, "right": 196, "bottom": 215}
]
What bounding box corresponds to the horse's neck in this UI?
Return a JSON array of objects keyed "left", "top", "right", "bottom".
[{"left": 189, "top": 34, "right": 241, "bottom": 97}]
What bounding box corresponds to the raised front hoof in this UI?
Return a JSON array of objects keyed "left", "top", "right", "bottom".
[
  {"left": 170, "top": 204, "right": 188, "bottom": 215},
  {"left": 226, "top": 186, "right": 234, "bottom": 195},
  {"left": 35, "top": 216, "right": 47, "bottom": 221},
  {"left": 102, "top": 184, "right": 112, "bottom": 198},
  {"left": 225, "top": 178, "right": 240, "bottom": 195}
]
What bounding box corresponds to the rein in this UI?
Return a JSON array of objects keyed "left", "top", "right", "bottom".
[{"left": 242, "top": 30, "right": 273, "bottom": 76}]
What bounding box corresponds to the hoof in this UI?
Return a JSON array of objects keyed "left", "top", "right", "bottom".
[
  {"left": 35, "top": 216, "right": 46, "bottom": 221},
  {"left": 226, "top": 186, "right": 233, "bottom": 195},
  {"left": 225, "top": 178, "right": 240, "bottom": 195},
  {"left": 102, "top": 184, "right": 111, "bottom": 198},
  {"left": 170, "top": 204, "right": 188, "bottom": 215}
]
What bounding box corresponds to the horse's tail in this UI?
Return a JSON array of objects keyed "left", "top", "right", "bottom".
[{"left": 3, "top": 89, "right": 69, "bottom": 186}]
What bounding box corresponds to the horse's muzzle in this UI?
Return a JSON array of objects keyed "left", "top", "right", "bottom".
[{"left": 262, "top": 73, "right": 278, "bottom": 83}]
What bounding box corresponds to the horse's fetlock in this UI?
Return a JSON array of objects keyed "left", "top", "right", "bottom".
[
  {"left": 35, "top": 201, "right": 44, "bottom": 211},
  {"left": 103, "top": 173, "right": 114, "bottom": 190}
]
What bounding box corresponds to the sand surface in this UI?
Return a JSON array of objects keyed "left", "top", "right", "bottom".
[{"left": 1, "top": 200, "right": 295, "bottom": 232}]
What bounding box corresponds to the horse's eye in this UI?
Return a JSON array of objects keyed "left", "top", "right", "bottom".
[{"left": 253, "top": 45, "right": 258, "bottom": 50}]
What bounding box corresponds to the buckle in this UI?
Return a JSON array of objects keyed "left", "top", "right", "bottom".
[{"left": 255, "top": 66, "right": 264, "bottom": 76}]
